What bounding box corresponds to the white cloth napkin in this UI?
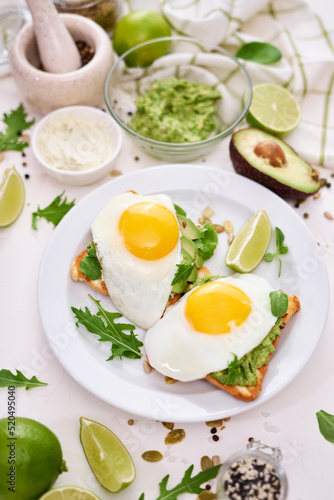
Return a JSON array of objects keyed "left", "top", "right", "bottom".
[{"left": 123, "top": 0, "right": 334, "bottom": 169}]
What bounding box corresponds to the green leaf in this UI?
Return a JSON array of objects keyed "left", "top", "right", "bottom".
[
  {"left": 264, "top": 252, "right": 275, "bottom": 262},
  {"left": 72, "top": 295, "right": 143, "bottom": 360},
  {"left": 32, "top": 191, "right": 75, "bottom": 230},
  {"left": 236, "top": 41, "right": 282, "bottom": 65},
  {"left": 171, "top": 262, "right": 195, "bottom": 286},
  {"left": 138, "top": 464, "right": 221, "bottom": 500},
  {"left": 223, "top": 354, "right": 242, "bottom": 385},
  {"left": 316, "top": 410, "right": 334, "bottom": 443},
  {"left": 0, "top": 369, "right": 47, "bottom": 390},
  {"left": 196, "top": 221, "right": 218, "bottom": 260},
  {"left": 79, "top": 242, "right": 102, "bottom": 281},
  {"left": 269, "top": 290, "right": 288, "bottom": 317},
  {"left": 174, "top": 203, "right": 187, "bottom": 217},
  {"left": 280, "top": 245, "right": 289, "bottom": 255},
  {"left": 275, "top": 227, "right": 285, "bottom": 249},
  {"left": 0, "top": 103, "right": 35, "bottom": 153}
]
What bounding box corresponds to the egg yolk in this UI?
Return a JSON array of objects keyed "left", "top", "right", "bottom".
[
  {"left": 185, "top": 281, "right": 251, "bottom": 335},
  {"left": 119, "top": 202, "right": 179, "bottom": 260}
]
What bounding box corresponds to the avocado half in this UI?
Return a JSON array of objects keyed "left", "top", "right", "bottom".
[{"left": 230, "top": 128, "right": 321, "bottom": 199}]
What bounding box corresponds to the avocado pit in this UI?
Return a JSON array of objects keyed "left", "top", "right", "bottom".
[{"left": 254, "top": 140, "right": 286, "bottom": 168}]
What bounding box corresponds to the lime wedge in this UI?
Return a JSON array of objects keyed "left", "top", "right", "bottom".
[
  {"left": 247, "top": 83, "right": 301, "bottom": 135},
  {"left": 226, "top": 210, "right": 272, "bottom": 273},
  {"left": 0, "top": 166, "right": 25, "bottom": 227},
  {"left": 79, "top": 417, "right": 135, "bottom": 493},
  {"left": 39, "top": 486, "right": 101, "bottom": 500}
]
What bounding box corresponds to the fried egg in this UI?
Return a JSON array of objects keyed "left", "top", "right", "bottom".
[
  {"left": 91, "top": 192, "right": 182, "bottom": 329},
  {"left": 144, "top": 274, "right": 277, "bottom": 381}
]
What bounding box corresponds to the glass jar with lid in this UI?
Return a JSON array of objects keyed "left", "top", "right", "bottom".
[
  {"left": 53, "top": 0, "right": 122, "bottom": 35},
  {"left": 216, "top": 439, "right": 288, "bottom": 499}
]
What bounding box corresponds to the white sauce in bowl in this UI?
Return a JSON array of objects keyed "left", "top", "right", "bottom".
[{"left": 37, "top": 114, "right": 114, "bottom": 171}]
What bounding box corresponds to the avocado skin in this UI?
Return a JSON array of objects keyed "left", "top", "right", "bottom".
[{"left": 229, "top": 128, "right": 321, "bottom": 200}]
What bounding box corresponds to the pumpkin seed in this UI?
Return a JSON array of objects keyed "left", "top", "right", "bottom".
[
  {"left": 223, "top": 417, "right": 231, "bottom": 422},
  {"left": 202, "top": 206, "right": 215, "bottom": 220},
  {"left": 212, "top": 455, "right": 220, "bottom": 466},
  {"left": 161, "top": 422, "right": 174, "bottom": 430},
  {"left": 198, "top": 217, "right": 206, "bottom": 225},
  {"left": 165, "top": 428, "right": 186, "bottom": 445},
  {"left": 324, "top": 211, "right": 333, "bottom": 220},
  {"left": 165, "top": 376, "right": 178, "bottom": 384},
  {"left": 224, "top": 220, "right": 233, "bottom": 234},
  {"left": 201, "top": 455, "right": 213, "bottom": 471},
  {"left": 110, "top": 169, "right": 122, "bottom": 176},
  {"left": 197, "top": 491, "right": 217, "bottom": 499},
  {"left": 313, "top": 191, "right": 321, "bottom": 199},
  {"left": 212, "top": 224, "right": 224, "bottom": 233},
  {"left": 141, "top": 450, "right": 163, "bottom": 462},
  {"left": 206, "top": 419, "right": 223, "bottom": 428}
]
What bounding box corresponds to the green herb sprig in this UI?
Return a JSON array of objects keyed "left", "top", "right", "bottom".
[
  {"left": 264, "top": 227, "right": 288, "bottom": 277},
  {"left": 138, "top": 464, "right": 221, "bottom": 500},
  {"left": 0, "top": 103, "right": 35, "bottom": 153},
  {"left": 32, "top": 191, "right": 75, "bottom": 230},
  {"left": 269, "top": 290, "right": 289, "bottom": 317},
  {"left": 0, "top": 369, "right": 47, "bottom": 390},
  {"left": 79, "top": 242, "right": 102, "bottom": 281},
  {"left": 72, "top": 295, "right": 143, "bottom": 360}
]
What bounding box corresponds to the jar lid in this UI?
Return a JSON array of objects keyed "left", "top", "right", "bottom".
[{"left": 0, "top": 5, "right": 32, "bottom": 77}]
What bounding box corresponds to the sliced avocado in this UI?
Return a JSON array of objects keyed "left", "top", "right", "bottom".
[
  {"left": 178, "top": 215, "right": 201, "bottom": 239},
  {"left": 229, "top": 128, "right": 321, "bottom": 199},
  {"left": 172, "top": 281, "right": 188, "bottom": 294},
  {"left": 188, "top": 265, "right": 198, "bottom": 282},
  {"left": 181, "top": 235, "right": 199, "bottom": 259}
]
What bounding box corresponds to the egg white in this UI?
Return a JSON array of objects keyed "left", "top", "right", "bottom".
[
  {"left": 91, "top": 192, "right": 182, "bottom": 329},
  {"left": 144, "top": 274, "right": 278, "bottom": 382}
]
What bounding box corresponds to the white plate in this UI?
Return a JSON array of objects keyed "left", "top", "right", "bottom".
[{"left": 37, "top": 165, "right": 329, "bottom": 422}]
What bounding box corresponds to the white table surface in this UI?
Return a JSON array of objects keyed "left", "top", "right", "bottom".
[{"left": 1, "top": 1, "right": 334, "bottom": 499}]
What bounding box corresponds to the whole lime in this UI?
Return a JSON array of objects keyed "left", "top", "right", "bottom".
[
  {"left": 0, "top": 417, "right": 67, "bottom": 500},
  {"left": 113, "top": 9, "right": 171, "bottom": 67}
]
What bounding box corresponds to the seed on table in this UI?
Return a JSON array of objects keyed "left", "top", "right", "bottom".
[
  {"left": 141, "top": 450, "right": 163, "bottom": 462},
  {"left": 201, "top": 455, "right": 213, "bottom": 471},
  {"left": 161, "top": 422, "right": 174, "bottom": 430},
  {"left": 324, "top": 211, "right": 333, "bottom": 220},
  {"left": 212, "top": 224, "right": 224, "bottom": 233},
  {"left": 165, "top": 376, "right": 177, "bottom": 384},
  {"left": 313, "top": 191, "right": 321, "bottom": 199},
  {"left": 227, "top": 233, "right": 234, "bottom": 245},
  {"left": 110, "top": 169, "right": 122, "bottom": 176},
  {"left": 205, "top": 419, "right": 223, "bottom": 428},
  {"left": 165, "top": 428, "right": 186, "bottom": 445},
  {"left": 127, "top": 419, "right": 134, "bottom": 426},
  {"left": 21, "top": 133, "right": 30, "bottom": 143},
  {"left": 212, "top": 455, "right": 220, "bottom": 466}
]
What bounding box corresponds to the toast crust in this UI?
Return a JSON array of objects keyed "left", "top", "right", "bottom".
[{"left": 205, "top": 294, "right": 301, "bottom": 401}]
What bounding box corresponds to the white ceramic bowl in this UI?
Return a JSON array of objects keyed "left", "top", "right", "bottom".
[{"left": 31, "top": 106, "right": 123, "bottom": 186}]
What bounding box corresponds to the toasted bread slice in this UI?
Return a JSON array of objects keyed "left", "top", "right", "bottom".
[
  {"left": 70, "top": 247, "right": 211, "bottom": 307},
  {"left": 205, "top": 294, "right": 301, "bottom": 402}
]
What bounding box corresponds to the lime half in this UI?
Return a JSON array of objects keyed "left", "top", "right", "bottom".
[
  {"left": 40, "top": 486, "right": 101, "bottom": 500},
  {"left": 226, "top": 209, "right": 272, "bottom": 273},
  {"left": 247, "top": 83, "right": 301, "bottom": 135},
  {"left": 0, "top": 166, "right": 25, "bottom": 227},
  {"left": 79, "top": 417, "right": 135, "bottom": 493}
]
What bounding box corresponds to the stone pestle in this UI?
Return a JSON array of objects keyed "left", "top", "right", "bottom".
[{"left": 25, "top": 0, "right": 82, "bottom": 73}]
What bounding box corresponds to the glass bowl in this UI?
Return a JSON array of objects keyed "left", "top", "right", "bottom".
[{"left": 104, "top": 36, "right": 252, "bottom": 162}]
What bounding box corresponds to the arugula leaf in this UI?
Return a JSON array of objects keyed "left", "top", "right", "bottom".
[
  {"left": 196, "top": 221, "right": 219, "bottom": 260},
  {"left": 171, "top": 262, "right": 195, "bottom": 286},
  {"left": 79, "top": 242, "right": 102, "bottom": 281},
  {"left": 236, "top": 41, "right": 282, "bottom": 65},
  {"left": 32, "top": 191, "right": 75, "bottom": 230},
  {"left": 0, "top": 103, "right": 35, "bottom": 152},
  {"left": 0, "top": 369, "right": 47, "bottom": 390},
  {"left": 72, "top": 295, "right": 142, "bottom": 360},
  {"left": 316, "top": 410, "right": 334, "bottom": 443},
  {"left": 270, "top": 290, "right": 288, "bottom": 317},
  {"left": 138, "top": 464, "right": 221, "bottom": 500},
  {"left": 264, "top": 227, "right": 288, "bottom": 277}
]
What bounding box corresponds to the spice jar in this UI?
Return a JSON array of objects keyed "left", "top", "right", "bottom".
[
  {"left": 53, "top": 0, "right": 122, "bottom": 35},
  {"left": 216, "top": 439, "right": 288, "bottom": 500}
]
